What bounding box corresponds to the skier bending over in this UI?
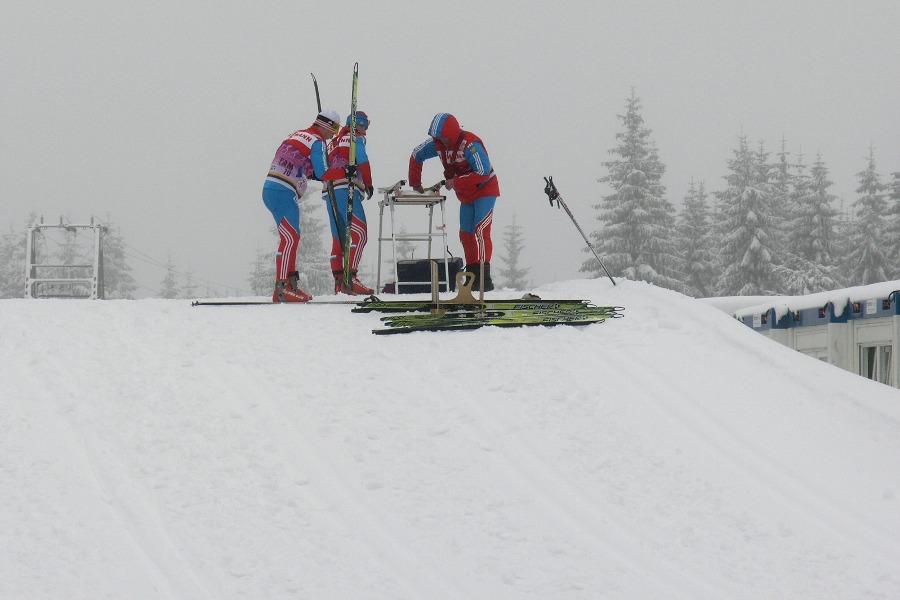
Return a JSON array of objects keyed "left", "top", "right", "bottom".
[
  {"left": 322, "top": 111, "right": 375, "bottom": 295},
  {"left": 262, "top": 110, "right": 340, "bottom": 302},
  {"left": 408, "top": 112, "right": 500, "bottom": 291}
]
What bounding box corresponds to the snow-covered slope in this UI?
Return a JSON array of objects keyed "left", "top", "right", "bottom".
[{"left": 2, "top": 279, "right": 899, "bottom": 599}]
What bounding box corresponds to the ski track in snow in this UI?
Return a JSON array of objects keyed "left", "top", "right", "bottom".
[{"left": 2, "top": 279, "right": 900, "bottom": 599}]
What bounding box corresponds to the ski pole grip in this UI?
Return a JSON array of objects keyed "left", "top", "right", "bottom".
[{"left": 543, "top": 176, "right": 559, "bottom": 207}]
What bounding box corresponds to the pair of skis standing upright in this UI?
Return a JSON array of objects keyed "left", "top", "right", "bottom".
[{"left": 312, "top": 63, "right": 359, "bottom": 292}]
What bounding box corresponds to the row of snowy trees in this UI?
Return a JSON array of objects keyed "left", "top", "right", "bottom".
[{"left": 583, "top": 90, "right": 900, "bottom": 297}]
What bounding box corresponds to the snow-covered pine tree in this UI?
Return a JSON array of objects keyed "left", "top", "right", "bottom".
[
  {"left": 379, "top": 225, "right": 418, "bottom": 284},
  {"left": 356, "top": 260, "right": 377, "bottom": 291},
  {"left": 787, "top": 148, "right": 810, "bottom": 224},
  {"left": 159, "top": 254, "right": 180, "bottom": 299},
  {"left": 181, "top": 267, "right": 198, "bottom": 299},
  {"left": 675, "top": 180, "right": 716, "bottom": 297},
  {"left": 778, "top": 152, "right": 842, "bottom": 293},
  {"left": 846, "top": 145, "right": 889, "bottom": 285},
  {"left": 100, "top": 219, "right": 137, "bottom": 299},
  {"left": 296, "top": 187, "right": 333, "bottom": 295},
  {"left": 497, "top": 212, "right": 530, "bottom": 290},
  {"left": 394, "top": 226, "right": 416, "bottom": 260},
  {"left": 714, "top": 134, "right": 780, "bottom": 296},
  {"left": 834, "top": 196, "right": 854, "bottom": 277},
  {"left": 0, "top": 221, "right": 27, "bottom": 298},
  {"left": 770, "top": 138, "right": 793, "bottom": 259},
  {"left": 248, "top": 244, "right": 273, "bottom": 296},
  {"left": 885, "top": 170, "right": 900, "bottom": 278},
  {"left": 585, "top": 90, "right": 679, "bottom": 288},
  {"left": 754, "top": 140, "right": 780, "bottom": 265}
]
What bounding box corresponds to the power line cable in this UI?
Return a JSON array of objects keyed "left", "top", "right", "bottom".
[{"left": 121, "top": 242, "right": 249, "bottom": 295}]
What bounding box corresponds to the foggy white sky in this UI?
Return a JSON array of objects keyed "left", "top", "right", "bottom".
[{"left": 2, "top": 1, "right": 899, "bottom": 296}]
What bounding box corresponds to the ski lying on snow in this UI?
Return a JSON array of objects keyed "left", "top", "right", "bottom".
[
  {"left": 373, "top": 313, "right": 610, "bottom": 335},
  {"left": 351, "top": 299, "right": 605, "bottom": 313},
  {"left": 191, "top": 297, "right": 626, "bottom": 318},
  {"left": 188, "top": 297, "right": 589, "bottom": 309},
  {"left": 379, "top": 307, "right": 622, "bottom": 325},
  {"left": 189, "top": 297, "right": 595, "bottom": 309}
]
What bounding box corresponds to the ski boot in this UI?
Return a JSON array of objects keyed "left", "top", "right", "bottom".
[
  {"left": 273, "top": 279, "right": 312, "bottom": 303},
  {"left": 334, "top": 270, "right": 374, "bottom": 296},
  {"left": 464, "top": 262, "right": 494, "bottom": 292}
]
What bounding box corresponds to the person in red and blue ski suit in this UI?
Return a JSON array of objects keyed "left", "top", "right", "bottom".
[
  {"left": 263, "top": 110, "right": 340, "bottom": 302},
  {"left": 322, "top": 111, "right": 375, "bottom": 295},
  {"left": 409, "top": 112, "right": 500, "bottom": 291}
]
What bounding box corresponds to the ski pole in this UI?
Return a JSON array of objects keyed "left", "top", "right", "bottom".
[
  {"left": 310, "top": 72, "right": 322, "bottom": 112},
  {"left": 312, "top": 73, "right": 346, "bottom": 266},
  {"left": 543, "top": 176, "right": 616, "bottom": 286}
]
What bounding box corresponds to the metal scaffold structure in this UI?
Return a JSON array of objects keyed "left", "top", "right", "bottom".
[{"left": 24, "top": 217, "right": 105, "bottom": 299}]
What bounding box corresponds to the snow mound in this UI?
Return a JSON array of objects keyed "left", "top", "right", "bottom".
[{"left": 2, "top": 279, "right": 899, "bottom": 599}]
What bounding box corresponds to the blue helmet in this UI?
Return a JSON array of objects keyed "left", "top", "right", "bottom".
[{"left": 346, "top": 111, "right": 370, "bottom": 128}]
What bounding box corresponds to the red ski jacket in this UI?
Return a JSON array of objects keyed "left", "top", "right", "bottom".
[{"left": 409, "top": 113, "right": 500, "bottom": 203}]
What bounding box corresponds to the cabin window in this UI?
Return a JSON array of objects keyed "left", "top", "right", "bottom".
[{"left": 860, "top": 344, "right": 892, "bottom": 386}]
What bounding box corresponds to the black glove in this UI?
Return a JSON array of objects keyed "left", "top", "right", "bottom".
[{"left": 366, "top": 186, "right": 374, "bottom": 199}]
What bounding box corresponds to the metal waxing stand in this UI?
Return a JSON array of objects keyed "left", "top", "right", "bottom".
[{"left": 375, "top": 180, "right": 451, "bottom": 294}]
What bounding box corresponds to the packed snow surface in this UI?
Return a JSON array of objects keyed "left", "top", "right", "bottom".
[{"left": 2, "top": 279, "right": 899, "bottom": 599}]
